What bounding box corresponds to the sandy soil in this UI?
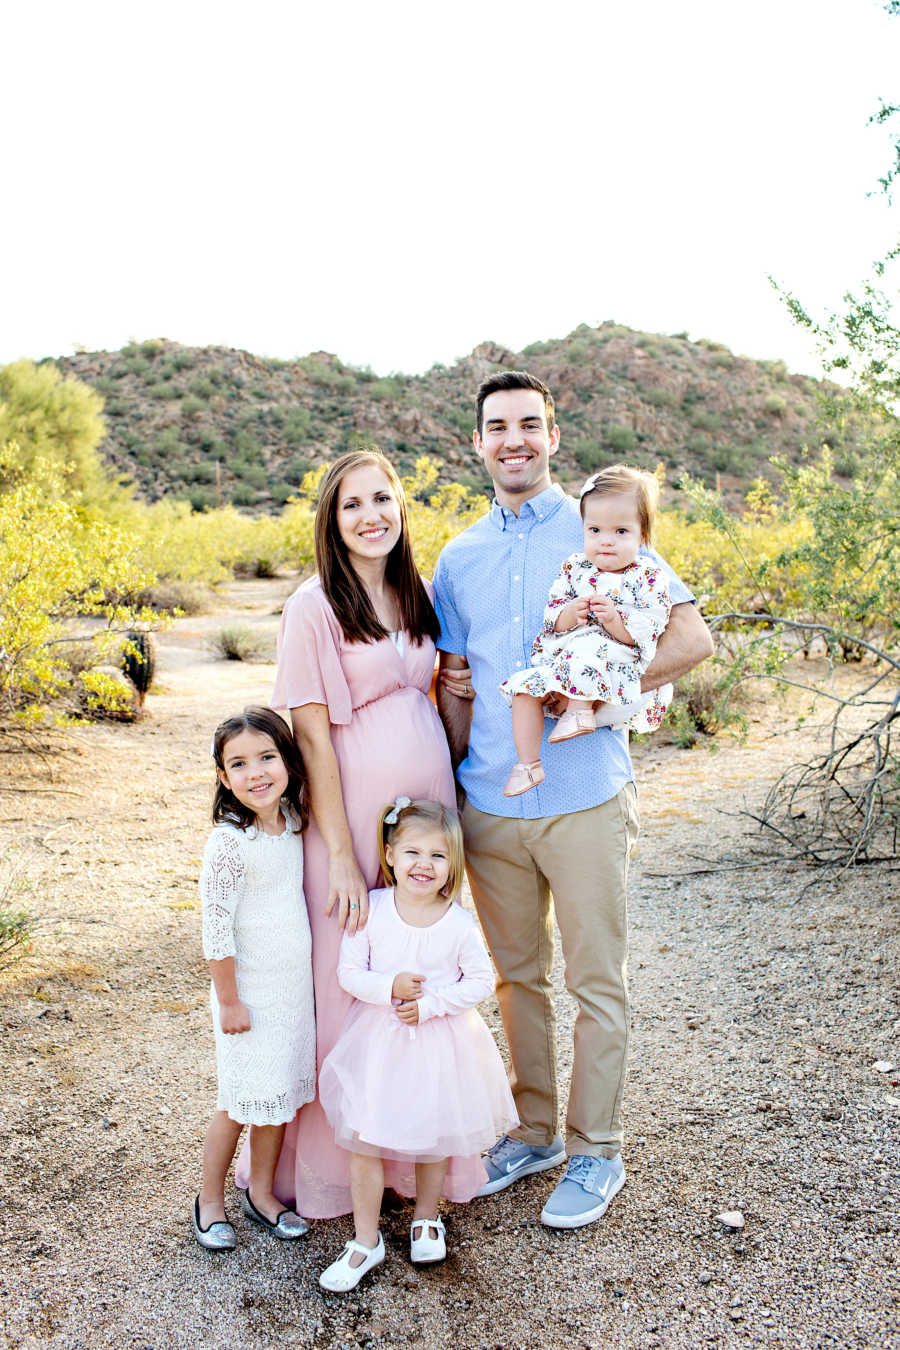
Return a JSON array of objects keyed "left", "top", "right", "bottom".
[{"left": 0, "top": 577, "right": 896, "bottom": 1350}]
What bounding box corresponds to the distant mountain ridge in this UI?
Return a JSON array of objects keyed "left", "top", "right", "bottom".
[{"left": 52, "top": 322, "right": 853, "bottom": 510}]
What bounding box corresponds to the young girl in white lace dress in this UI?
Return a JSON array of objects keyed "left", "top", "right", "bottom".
[
  {"left": 500, "top": 466, "right": 673, "bottom": 796},
  {"left": 194, "top": 707, "right": 315, "bottom": 1251}
]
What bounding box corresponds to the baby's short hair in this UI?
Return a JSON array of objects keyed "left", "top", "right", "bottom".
[
  {"left": 579, "top": 464, "right": 659, "bottom": 544},
  {"left": 378, "top": 798, "right": 465, "bottom": 900}
]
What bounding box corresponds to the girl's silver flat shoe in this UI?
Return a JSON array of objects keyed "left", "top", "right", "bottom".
[
  {"left": 241, "top": 1189, "right": 310, "bottom": 1239},
  {"left": 192, "top": 1196, "right": 237, "bottom": 1251}
]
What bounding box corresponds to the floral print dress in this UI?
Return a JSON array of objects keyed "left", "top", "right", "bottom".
[{"left": 500, "top": 554, "right": 673, "bottom": 733}]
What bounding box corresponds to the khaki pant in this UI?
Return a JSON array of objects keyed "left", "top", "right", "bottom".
[{"left": 463, "top": 785, "right": 639, "bottom": 1158}]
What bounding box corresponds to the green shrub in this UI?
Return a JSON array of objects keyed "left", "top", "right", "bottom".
[
  {"left": 711, "top": 351, "right": 734, "bottom": 368},
  {"left": 575, "top": 441, "right": 605, "bottom": 471},
  {"left": 565, "top": 341, "right": 592, "bottom": 365},
  {"left": 607, "top": 425, "right": 636, "bottom": 453},
  {"left": 231, "top": 484, "right": 260, "bottom": 506},
  {"left": 233, "top": 462, "right": 267, "bottom": 489},
  {"left": 181, "top": 395, "right": 205, "bottom": 420},
  {"left": 764, "top": 393, "right": 787, "bottom": 415},
  {"left": 369, "top": 378, "right": 402, "bottom": 400},
  {"left": 643, "top": 387, "right": 676, "bottom": 407},
  {"left": 186, "top": 487, "right": 217, "bottom": 511},
  {"left": 282, "top": 407, "right": 313, "bottom": 444},
  {"left": 212, "top": 623, "right": 269, "bottom": 661},
  {"left": 189, "top": 377, "right": 217, "bottom": 400},
  {"left": 691, "top": 410, "right": 722, "bottom": 432},
  {"left": 184, "top": 462, "right": 216, "bottom": 484}
]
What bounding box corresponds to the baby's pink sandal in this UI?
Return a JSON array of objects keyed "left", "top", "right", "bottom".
[
  {"left": 503, "top": 761, "right": 545, "bottom": 797},
  {"left": 548, "top": 709, "right": 596, "bottom": 743}
]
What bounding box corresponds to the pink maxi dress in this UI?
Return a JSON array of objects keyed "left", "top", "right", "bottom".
[{"left": 234, "top": 575, "right": 471, "bottom": 1217}]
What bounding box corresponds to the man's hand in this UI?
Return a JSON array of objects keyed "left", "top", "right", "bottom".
[
  {"left": 554, "top": 598, "right": 591, "bottom": 632},
  {"left": 395, "top": 999, "right": 420, "bottom": 1025},
  {"left": 218, "top": 998, "right": 251, "bottom": 1034},
  {"left": 392, "top": 971, "right": 425, "bottom": 1001}
]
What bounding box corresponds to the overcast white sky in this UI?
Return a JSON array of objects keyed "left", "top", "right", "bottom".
[{"left": 3, "top": 0, "right": 897, "bottom": 377}]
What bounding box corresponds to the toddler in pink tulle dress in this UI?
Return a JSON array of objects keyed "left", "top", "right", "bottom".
[{"left": 317, "top": 798, "right": 517, "bottom": 1292}]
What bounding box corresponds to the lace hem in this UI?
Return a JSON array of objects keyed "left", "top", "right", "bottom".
[{"left": 217, "top": 1078, "right": 316, "bottom": 1126}]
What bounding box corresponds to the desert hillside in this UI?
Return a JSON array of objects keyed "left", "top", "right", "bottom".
[{"left": 52, "top": 323, "right": 857, "bottom": 511}]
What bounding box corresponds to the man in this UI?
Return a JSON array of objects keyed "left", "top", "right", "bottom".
[{"left": 433, "top": 370, "right": 712, "bottom": 1228}]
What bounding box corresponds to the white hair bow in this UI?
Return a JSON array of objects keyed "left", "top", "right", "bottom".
[{"left": 384, "top": 795, "right": 411, "bottom": 825}]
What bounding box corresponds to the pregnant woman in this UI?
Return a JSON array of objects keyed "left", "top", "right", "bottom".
[{"left": 236, "top": 448, "right": 472, "bottom": 1217}]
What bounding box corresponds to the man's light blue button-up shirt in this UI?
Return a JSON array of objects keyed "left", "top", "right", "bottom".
[{"left": 433, "top": 485, "right": 693, "bottom": 819}]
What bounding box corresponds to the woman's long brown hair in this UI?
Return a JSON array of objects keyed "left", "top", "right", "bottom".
[{"left": 314, "top": 449, "right": 440, "bottom": 646}]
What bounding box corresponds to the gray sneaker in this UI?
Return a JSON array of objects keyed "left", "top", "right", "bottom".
[
  {"left": 540, "top": 1154, "right": 625, "bottom": 1228},
  {"left": 476, "top": 1134, "right": 566, "bottom": 1197}
]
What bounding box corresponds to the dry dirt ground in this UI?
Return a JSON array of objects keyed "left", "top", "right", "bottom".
[{"left": 0, "top": 577, "right": 897, "bottom": 1350}]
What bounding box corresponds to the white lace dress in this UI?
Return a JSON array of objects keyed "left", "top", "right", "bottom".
[{"left": 200, "top": 815, "right": 315, "bottom": 1125}]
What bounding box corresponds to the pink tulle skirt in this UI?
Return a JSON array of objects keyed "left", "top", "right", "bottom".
[{"left": 319, "top": 1002, "right": 518, "bottom": 1175}]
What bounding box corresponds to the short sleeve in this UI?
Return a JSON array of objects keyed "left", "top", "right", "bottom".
[
  {"left": 433, "top": 553, "right": 466, "bottom": 656},
  {"left": 272, "top": 581, "right": 352, "bottom": 725}
]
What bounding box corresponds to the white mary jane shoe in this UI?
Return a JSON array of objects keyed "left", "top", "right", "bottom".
[
  {"left": 319, "top": 1233, "right": 385, "bottom": 1292},
  {"left": 410, "top": 1216, "right": 446, "bottom": 1264}
]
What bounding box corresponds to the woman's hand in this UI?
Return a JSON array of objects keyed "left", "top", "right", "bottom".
[
  {"left": 325, "top": 852, "right": 369, "bottom": 935},
  {"left": 554, "top": 598, "right": 591, "bottom": 632},
  {"left": 395, "top": 999, "right": 420, "bottom": 1026},
  {"left": 439, "top": 663, "right": 475, "bottom": 700},
  {"left": 218, "top": 998, "right": 251, "bottom": 1035}
]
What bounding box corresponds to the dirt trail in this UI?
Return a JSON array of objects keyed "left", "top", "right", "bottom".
[{"left": 0, "top": 579, "right": 896, "bottom": 1350}]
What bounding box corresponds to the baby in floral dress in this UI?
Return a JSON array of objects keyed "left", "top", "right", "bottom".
[{"left": 499, "top": 465, "right": 673, "bottom": 797}]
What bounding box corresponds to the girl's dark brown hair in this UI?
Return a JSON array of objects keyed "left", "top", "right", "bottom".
[
  {"left": 314, "top": 449, "right": 440, "bottom": 647},
  {"left": 212, "top": 707, "right": 308, "bottom": 833}
]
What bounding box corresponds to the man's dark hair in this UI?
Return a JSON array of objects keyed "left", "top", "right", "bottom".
[{"left": 475, "top": 370, "right": 556, "bottom": 436}]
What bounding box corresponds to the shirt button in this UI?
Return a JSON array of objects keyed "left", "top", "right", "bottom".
[
  {"left": 516, "top": 661, "right": 523, "bottom": 667},
  {"left": 518, "top": 532, "right": 524, "bottom": 539},
  {"left": 514, "top": 616, "right": 521, "bottom": 623},
  {"left": 513, "top": 574, "right": 520, "bottom": 581}
]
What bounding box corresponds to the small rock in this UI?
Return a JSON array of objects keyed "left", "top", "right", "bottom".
[
  {"left": 821, "top": 1105, "right": 843, "bottom": 1120},
  {"left": 698, "top": 1273, "right": 713, "bottom": 1285},
  {"left": 873, "top": 1060, "right": 896, "bottom": 1073},
  {"left": 716, "top": 1210, "right": 745, "bottom": 1230}
]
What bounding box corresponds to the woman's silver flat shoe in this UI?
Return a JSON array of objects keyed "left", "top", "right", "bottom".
[
  {"left": 192, "top": 1196, "right": 237, "bottom": 1251},
  {"left": 241, "top": 1189, "right": 310, "bottom": 1239}
]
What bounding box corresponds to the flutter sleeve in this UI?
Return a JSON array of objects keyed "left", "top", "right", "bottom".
[
  {"left": 416, "top": 913, "right": 495, "bottom": 1024},
  {"left": 336, "top": 913, "right": 395, "bottom": 1006},
  {"left": 272, "top": 582, "right": 352, "bottom": 725},
  {"left": 199, "top": 827, "right": 245, "bottom": 961},
  {"left": 616, "top": 564, "right": 672, "bottom": 667}
]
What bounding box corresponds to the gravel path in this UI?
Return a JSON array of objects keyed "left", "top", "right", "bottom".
[{"left": 0, "top": 579, "right": 897, "bottom": 1349}]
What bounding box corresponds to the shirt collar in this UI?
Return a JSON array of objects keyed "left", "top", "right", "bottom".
[{"left": 488, "top": 483, "right": 568, "bottom": 532}]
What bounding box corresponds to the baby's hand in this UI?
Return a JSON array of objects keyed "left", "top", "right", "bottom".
[
  {"left": 219, "top": 999, "right": 251, "bottom": 1035},
  {"left": 392, "top": 971, "right": 425, "bottom": 1001},
  {"left": 554, "top": 598, "right": 591, "bottom": 632},
  {"left": 395, "top": 999, "right": 420, "bottom": 1026},
  {"left": 589, "top": 594, "right": 616, "bottom": 622}
]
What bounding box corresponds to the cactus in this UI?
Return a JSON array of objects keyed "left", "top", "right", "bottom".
[{"left": 121, "top": 631, "right": 156, "bottom": 705}]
